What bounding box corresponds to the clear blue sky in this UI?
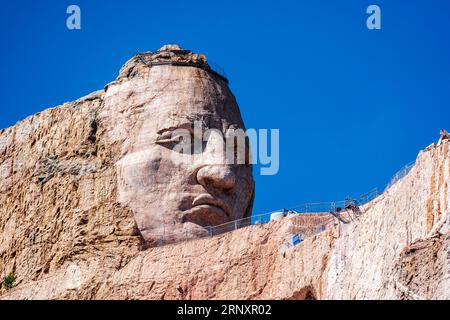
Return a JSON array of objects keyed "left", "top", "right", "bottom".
[{"left": 1, "top": 0, "right": 449, "bottom": 215}]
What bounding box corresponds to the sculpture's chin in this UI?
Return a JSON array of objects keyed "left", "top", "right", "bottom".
[
  {"left": 140, "top": 222, "right": 210, "bottom": 247},
  {"left": 181, "top": 221, "right": 211, "bottom": 237}
]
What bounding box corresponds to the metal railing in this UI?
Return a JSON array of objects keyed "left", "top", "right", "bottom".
[
  {"left": 136, "top": 51, "right": 229, "bottom": 83},
  {"left": 148, "top": 157, "right": 417, "bottom": 248},
  {"left": 150, "top": 158, "right": 417, "bottom": 247},
  {"left": 385, "top": 161, "right": 416, "bottom": 191},
  {"left": 205, "top": 188, "right": 379, "bottom": 237},
  {"left": 152, "top": 188, "right": 380, "bottom": 247},
  {"left": 207, "top": 61, "right": 227, "bottom": 80}
]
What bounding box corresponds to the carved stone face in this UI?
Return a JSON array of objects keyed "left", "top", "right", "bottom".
[{"left": 113, "top": 65, "right": 254, "bottom": 245}]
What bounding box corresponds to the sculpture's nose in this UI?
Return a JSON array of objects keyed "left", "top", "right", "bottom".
[{"left": 196, "top": 165, "right": 236, "bottom": 191}]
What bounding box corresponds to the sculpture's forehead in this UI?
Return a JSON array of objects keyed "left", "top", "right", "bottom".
[{"left": 145, "top": 99, "right": 242, "bottom": 133}]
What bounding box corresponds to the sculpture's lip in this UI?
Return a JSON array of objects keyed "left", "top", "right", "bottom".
[
  {"left": 181, "top": 194, "right": 231, "bottom": 227},
  {"left": 192, "top": 194, "right": 231, "bottom": 218}
]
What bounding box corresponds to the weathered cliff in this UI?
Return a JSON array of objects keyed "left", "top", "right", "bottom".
[{"left": 0, "top": 46, "right": 449, "bottom": 300}]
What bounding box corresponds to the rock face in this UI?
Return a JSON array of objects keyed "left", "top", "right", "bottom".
[
  {"left": 109, "top": 45, "right": 254, "bottom": 245},
  {"left": 0, "top": 44, "right": 254, "bottom": 294},
  {"left": 0, "top": 45, "right": 449, "bottom": 299}
]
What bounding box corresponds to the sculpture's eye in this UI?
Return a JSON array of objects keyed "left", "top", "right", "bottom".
[
  {"left": 156, "top": 129, "right": 203, "bottom": 154},
  {"left": 157, "top": 131, "right": 188, "bottom": 146},
  {"left": 156, "top": 132, "right": 184, "bottom": 145}
]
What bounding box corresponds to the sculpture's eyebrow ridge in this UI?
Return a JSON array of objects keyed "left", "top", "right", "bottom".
[{"left": 156, "top": 123, "right": 193, "bottom": 135}]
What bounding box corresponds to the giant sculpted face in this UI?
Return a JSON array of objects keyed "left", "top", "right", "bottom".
[{"left": 111, "top": 59, "right": 254, "bottom": 245}]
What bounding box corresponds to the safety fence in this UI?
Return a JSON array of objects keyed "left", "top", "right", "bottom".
[
  {"left": 205, "top": 188, "right": 379, "bottom": 237},
  {"left": 153, "top": 213, "right": 337, "bottom": 247},
  {"left": 385, "top": 161, "right": 416, "bottom": 191},
  {"left": 152, "top": 157, "right": 416, "bottom": 248},
  {"left": 207, "top": 61, "right": 227, "bottom": 80},
  {"left": 136, "top": 52, "right": 229, "bottom": 83},
  {"left": 152, "top": 188, "right": 380, "bottom": 246}
]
